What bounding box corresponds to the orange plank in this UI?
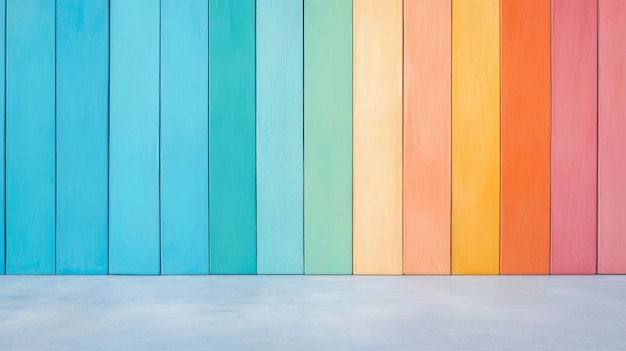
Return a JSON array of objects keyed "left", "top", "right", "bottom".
[
  {"left": 451, "top": 0, "right": 500, "bottom": 274},
  {"left": 353, "top": 0, "right": 403, "bottom": 274},
  {"left": 403, "top": 0, "right": 451, "bottom": 274},
  {"left": 500, "top": 0, "right": 551, "bottom": 274}
]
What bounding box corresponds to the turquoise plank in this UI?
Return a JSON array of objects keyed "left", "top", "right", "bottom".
[
  {"left": 109, "top": 0, "right": 160, "bottom": 274},
  {"left": 56, "top": 0, "right": 109, "bottom": 274},
  {"left": 209, "top": 0, "right": 256, "bottom": 274},
  {"left": 161, "top": 0, "right": 209, "bottom": 274},
  {"left": 6, "top": 0, "right": 56, "bottom": 274},
  {"left": 0, "top": 0, "right": 5, "bottom": 275},
  {"left": 256, "top": 0, "right": 303, "bottom": 274},
  {"left": 304, "top": 0, "right": 353, "bottom": 274}
]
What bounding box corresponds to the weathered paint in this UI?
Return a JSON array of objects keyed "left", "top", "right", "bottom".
[
  {"left": 451, "top": 0, "right": 500, "bottom": 274},
  {"left": 500, "top": 0, "right": 551, "bottom": 274},
  {"left": 257, "top": 0, "right": 304, "bottom": 274},
  {"left": 304, "top": 0, "right": 353, "bottom": 274},
  {"left": 598, "top": 0, "right": 626, "bottom": 274},
  {"left": 403, "top": 0, "right": 451, "bottom": 275},
  {"left": 353, "top": 0, "right": 403, "bottom": 275},
  {"left": 551, "top": 0, "right": 597, "bottom": 274}
]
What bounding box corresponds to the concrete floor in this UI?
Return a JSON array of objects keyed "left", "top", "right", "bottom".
[{"left": 0, "top": 275, "right": 625, "bottom": 350}]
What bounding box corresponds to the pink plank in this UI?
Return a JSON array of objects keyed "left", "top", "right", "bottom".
[
  {"left": 598, "top": 0, "right": 626, "bottom": 274},
  {"left": 551, "top": 0, "right": 597, "bottom": 274}
]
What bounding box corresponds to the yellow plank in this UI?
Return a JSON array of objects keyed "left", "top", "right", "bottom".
[
  {"left": 353, "top": 0, "right": 403, "bottom": 274},
  {"left": 452, "top": 0, "right": 500, "bottom": 274}
]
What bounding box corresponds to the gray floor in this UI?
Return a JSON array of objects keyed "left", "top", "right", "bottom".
[{"left": 0, "top": 275, "right": 625, "bottom": 350}]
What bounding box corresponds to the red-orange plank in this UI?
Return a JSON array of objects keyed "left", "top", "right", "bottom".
[
  {"left": 551, "top": 0, "right": 597, "bottom": 274},
  {"left": 500, "top": 0, "right": 550, "bottom": 274},
  {"left": 403, "top": 0, "right": 451, "bottom": 274},
  {"left": 598, "top": 0, "right": 626, "bottom": 274}
]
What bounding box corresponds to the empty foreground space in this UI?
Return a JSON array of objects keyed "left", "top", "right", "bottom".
[{"left": 0, "top": 276, "right": 625, "bottom": 350}]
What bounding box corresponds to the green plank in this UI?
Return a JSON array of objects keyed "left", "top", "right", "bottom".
[{"left": 304, "top": 0, "right": 353, "bottom": 274}]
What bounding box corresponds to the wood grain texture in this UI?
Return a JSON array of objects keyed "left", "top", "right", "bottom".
[
  {"left": 500, "top": 0, "right": 550, "bottom": 274},
  {"left": 209, "top": 0, "right": 256, "bottom": 274},
  {"left": 109, "top": 0, "right": 160, "bottom": 274},
  {"left": 598, "top": 0, "right": 626, "bottom": 274},
  {"left": 304, "top": 0, "right": 353, "bottom": 274},
  {"left": 451, "top": 0, "right": 500, "bottom": 275},
  {"left": 257, "top": 0, "right": 303, "bottom": 274},
  {"left": 56, "top": 0, "right": 109, "bottom": 274},
  {"left": 160, "top": 0, "right": 209, "bottom": 274},
  {"left": 6, "top": 0, "right": 56, "bottom": 274},
  {"left": 403, "top": 0, "right": 451, "bottom": 275},
  {"left": 551, "top": 0, "right": 597, "bottom": 274},
  {"left": 353, "top": 0, "right": 403, "bottom": 275}
]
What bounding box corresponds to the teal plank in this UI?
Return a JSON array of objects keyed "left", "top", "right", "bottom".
[
  {"left": 56, "top": 0, "right": 109, "bottom": 274},
  {"left": 109, "top": 0, "right": 160, "bottom": 274},
  {"left": 6, "top": 0, "right": 56, "bottom": 274},
  {"left": 161, "top": 0, "right": 209, "bottom": 274},
  {"left": 304, "top": 0, "right": 353, "bottom": 274},
  {"left": 256, "top": 0, "right": 303, "bottom": 274},
  {"left": 209, "top": 0, "right": 256, "bottom": 274},
  {"left": 0, "top": 0, "right": 5, "bottom": 274}
]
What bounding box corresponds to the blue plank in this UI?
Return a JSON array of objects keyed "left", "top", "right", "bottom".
[
  {"left": 209, "top": 0, "right": 256, "bottom": 274},
  {"left": 160, "top": 0, "right": 209, "bottom": 274},
  {"left": 0, "top": 0, "right": 5, "bottom": 275},
  {"left": 256, "top": 0, "right": 303, "bottom": 274},
  {"left": 56, "top": 0, "right": 109, "bottom": 274},
  {"left": 109, "top": 0, "right": 160, "bottom": 274},
  {"left": 6, "top": 0, "right": 56, "bottom": 274}
]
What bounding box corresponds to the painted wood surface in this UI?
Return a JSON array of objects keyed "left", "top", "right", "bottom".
[
  {"left": 109, "top": 0, "right": 160, "bottom": 274},
  {"left": 403, "top": 0, "right": 451, "bottom": 275},
  {"left": 451, "top": 0, "right": 500, "bottom": 275},
  {"left": 209, "top": 0, "right": 256, "bottom": 274},
  {"left": 160, "top": 0, "right": 209, "bottom": 274},
  {"left": 353, "top": 0, "right": 403, "bottom": 275},
  {"left": 303, "top": 0, "right": 353, "bottom": 274},
  {"left": 598, "top": 0, "right": 626, "bottom": 274},
  {"left": 551, "top": 0, "right": 597, "bottom": 274},
  {"left": 257, "top": 0, "right": 303, "bottom": 274},
  {"left": 6, "top": 0, "right": 56, "bottom": 274},
  {"left": 56, "top": 0, "right": 109, "bottom": 274},
  {"left": 0, "top": 0, "right": 5, "bottom": 275},
  {"left": 500, "top": 0, "right": 550, "bottom": 274}
]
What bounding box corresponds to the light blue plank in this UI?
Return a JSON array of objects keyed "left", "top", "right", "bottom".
[
  {"left": 109, "top": 0, "right": 160, "bottom": 274},
  {"left": 161, "top": 0, "right": 209, "bottom": 274},
  {"left": 0, "top": 0, "right": 5, "bottom": 275},
  {"left": 209, "top": 0, "right": 256, "bottom": 274},
  {"left": 6, "top": 0, "right": 56, "bottom": 274},
  {"left": 56, "top": 0, "right": 109, "bottom": 275},
  {"left": 256, "top": 0, "right": 303, "bottom": 274}
]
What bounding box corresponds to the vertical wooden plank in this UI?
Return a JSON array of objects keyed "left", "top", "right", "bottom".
[
  {"left": 0, "top": 0, "right": 5, "bottom": 275},
  {"left": 500, "top": 0, "right": 550, "bottom": 274},
  {"left": 209, "top": 0, "right": 256, "bottom": 274},
  {"left": 598, "top": 0, "right": 626, "bottom": 274},
  {"left": 353, "top": 0, "right": 402, "bottom": 275},
  {"left": 451, "top": 0, "right": 500, "bottom": 274},
  {"left": 256, "top": 0, "right": 303, "bottom": 274},
  {"left": 56, "top": 0, "right": 109, "bottom": 274},
  {"left": 403, "top": 0, "right": 451, "bottom": 274},
  {"left": 109, "top": 0, "right": 160, "bottom": 274},
  {"left": 6, "top": 0, "right": 56, "bottom": 274},
  {"left": 160, "top": 0, "right": 209, "bottom": 274},
  {"left": 551, "top": 0, "right": 597, "bottom": 274},
  {"left": 304, "top": 0, "right": 352, "bottom": 274}
]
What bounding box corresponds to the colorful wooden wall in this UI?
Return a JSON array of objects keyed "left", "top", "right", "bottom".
[{"left": 0, "top": 0, "right": 624, "bottom": 275}]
